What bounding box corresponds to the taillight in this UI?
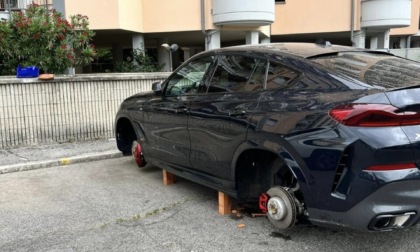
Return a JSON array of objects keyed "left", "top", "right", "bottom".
[
  {"left": 329, "top": 104, "right": 420, "bottom": 127},
  {"left": 365, "top": 163, "right": 417, "bottom": 171}
]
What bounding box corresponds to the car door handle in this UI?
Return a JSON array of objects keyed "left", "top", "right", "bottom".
[
  {"left": 176, "top": 107, "right": 189, "bottom": 114},
  {"left": 229, "top": 110, "right": 247, "bottom": 117},
  {"left": 156, "top": 105, "right": 188, "bottom": 114}
]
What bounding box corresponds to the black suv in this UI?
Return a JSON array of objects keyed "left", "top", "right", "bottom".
[{"left": 115, "top": 43, "right": 420, "bottom": 231}]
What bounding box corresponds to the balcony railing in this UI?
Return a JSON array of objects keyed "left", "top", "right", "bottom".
[
  {"left": 31, "top": 0, "right": 54, "bottom": 9},
  {"left": 0, "top": 0, "right": 52, "bottom": 11},
  {"left": 0, "top": 0, "right": 53, "bottom": 20},
  {"left": 1, "top": 0, "right": 29, "bottom": 11}
]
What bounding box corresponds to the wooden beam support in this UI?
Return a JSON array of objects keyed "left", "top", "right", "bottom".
[
  {"left": 218, "top": 191, "right": 232, "bottom": 215},
  {"left": 162, "top": 170, "right": 175, "bottom": 186}
]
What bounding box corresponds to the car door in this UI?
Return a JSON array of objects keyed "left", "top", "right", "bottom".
[
  {"left": 188, "top": 53, "right": 266, "bottom": 180},
  {"left": 141, "top": 55, "right": 216, "bottom": 168}
]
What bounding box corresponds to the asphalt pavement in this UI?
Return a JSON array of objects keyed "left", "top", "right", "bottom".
[
  {"left": 1, "top": 157, "right": 420, "bottom": 251},
  {"left": 0, "top": 139, "right": 122, "bottom": 174}
]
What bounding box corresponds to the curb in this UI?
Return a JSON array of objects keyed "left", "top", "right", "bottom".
[{"left": 0, "top": 150, "right": 123, "bottom": 175}]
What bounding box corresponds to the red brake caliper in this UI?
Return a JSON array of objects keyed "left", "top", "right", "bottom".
[
  {"left": 259, "top": 193, "right": 269, "bottom": 214},
  {"left": 132, "top": 141, "right": 145, "bottom": 167}
]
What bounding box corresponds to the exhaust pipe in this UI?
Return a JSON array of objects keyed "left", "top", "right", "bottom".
[{"left": 369, "top": 212, "right": 416, "bottom": 231}]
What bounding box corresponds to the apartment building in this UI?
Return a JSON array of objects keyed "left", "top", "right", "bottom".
[{"left": 1, "top": 0, "right": 420, "bottom": 71}]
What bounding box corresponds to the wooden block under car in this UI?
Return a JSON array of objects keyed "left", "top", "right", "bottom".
[
  {"left": 162, "top": 170, "right": 175, "bottom": 185},
  {"left": 218, "top": 191, "right": 232, "bottom": 215}
]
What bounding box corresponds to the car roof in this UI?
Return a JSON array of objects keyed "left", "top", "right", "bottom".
[{"left": 214, "top": 42, "right": 372, "bottom": 59}]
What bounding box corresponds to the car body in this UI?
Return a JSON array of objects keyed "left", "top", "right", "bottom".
[{"left": 115, "top": 42, "right": 420, "bottom": 231}]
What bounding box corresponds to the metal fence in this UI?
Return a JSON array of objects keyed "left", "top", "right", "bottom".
[
  {"left": 0, "top": 73, "right": 170, "bottom": 149},
  {"left": 0, "top": 0, "right": 53, "bottom": 12},
  {"left": 1, "top": 0, "right": 30, "bottom": 10},
  {"left": 0, "top": 0, "right": 53, "bottom": 20}
]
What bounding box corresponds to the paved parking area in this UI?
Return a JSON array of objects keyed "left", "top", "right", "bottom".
[{"left": 1, "top": 156, "right": 419, "bottom": 251}]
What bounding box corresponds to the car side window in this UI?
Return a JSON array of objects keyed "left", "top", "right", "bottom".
[
  {"left": 208, "top": 55, "right": 266, "bottom": 93},
  {"left": 165, "top": 56, "right": 215, "bottom": 96},
  {"left": 265, "top": 61, "right": 298, "bottom": 90}
]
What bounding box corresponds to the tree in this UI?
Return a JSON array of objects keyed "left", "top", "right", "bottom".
[{"left": 0, "top": 3, "right": 95, "bottom": 75}]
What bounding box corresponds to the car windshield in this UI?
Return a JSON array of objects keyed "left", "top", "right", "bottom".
[{"left": 311, "top": 52, "right": 420, "bottom": 89}]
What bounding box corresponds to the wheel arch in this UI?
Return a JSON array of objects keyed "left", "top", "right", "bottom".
[
  {"left": 115, "top": 114, "right": 145, "bottom": 156},
  {"left": 231, "top": 139, "right": 315, "bottom": 206}
]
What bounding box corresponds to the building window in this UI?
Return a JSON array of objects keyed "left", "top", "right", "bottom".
[{"left": 1, "top": 0, "right": 18, "bottom": 9}]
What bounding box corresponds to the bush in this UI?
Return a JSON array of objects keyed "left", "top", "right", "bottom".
[
  {"left": 0, "top": 3, "right": 95, "bottom": 75},
  {"left": 114, "top": 45, "right": 164, "bottom": 73}
]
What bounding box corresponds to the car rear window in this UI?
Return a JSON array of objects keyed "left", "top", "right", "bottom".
[{"left": 311, "top": 52, "right": 420, "bottom": 89}]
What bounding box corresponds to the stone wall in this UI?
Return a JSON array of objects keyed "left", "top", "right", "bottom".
[{"left": 0, "top": 73, "right": 170, "bottom": 149}]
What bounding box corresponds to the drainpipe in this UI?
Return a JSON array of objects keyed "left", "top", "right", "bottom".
[
  {"left": 350, "top": 0, "right": 355, "bottom": 46},
  {"left": 201, "top": 0, "right": 220, "bottom": 50},
  {"left": 406, "top": 35, "right": 411, "bottom": 58},
  {"left": 201, "top": 0, "right": 209, "bottom": 50},
  {"left": 7, "top": 0, "right": 11, "bottom": 20}
]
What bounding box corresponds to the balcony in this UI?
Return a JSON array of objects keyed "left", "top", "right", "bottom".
[
  {"left": 0, "top": 0, "right": 28, "bottom": 20},
  {"left": 0, "top": 0, "right": 53, "bottom": 20},
  {"left": 212, "top": 0, "right": 275, "bottom": 26},
  {"left": 361, "top": 0, "right": 411, "bottom": 29},
  {"left": 0, "top": 0, "right": 32, "bottom": 11}
]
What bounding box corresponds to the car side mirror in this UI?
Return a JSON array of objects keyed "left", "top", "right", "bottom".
[{"left": 152, "top": 81, "right": 162, "bottom": 95}]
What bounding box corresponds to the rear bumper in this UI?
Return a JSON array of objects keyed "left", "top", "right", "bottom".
[{"left": 307, "top": 180, "right": 420, "bottom": 231}]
